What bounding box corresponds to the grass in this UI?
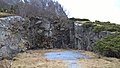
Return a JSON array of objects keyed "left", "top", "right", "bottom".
[
  {"left": 0, "top": 49, "right": 120, "bottom": 68},
  {"left": 77, "top": 51, "right": 120, "bottom": 68},
  {"left": 1, "top": 49, "right": 67, "bottom": 68},
  {"left": 0, "top": 12, "right": 15, "bottom": 17}
]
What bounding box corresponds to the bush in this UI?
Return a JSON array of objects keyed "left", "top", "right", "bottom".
[
  {"left": 94, "top": 33, "right": 120, "bottom": 58},
  {"left": 69, "top": 18, "right": 90, "bottom": 21},
  {"left": 82, "top": 22, "right": 94, "bottom": 28},
  {"left": 93, "top": 25, "right": 106, "bottom": 32},
  {"left": 0, "top": 8, "right": 5, "bottom": 12},
  {"left": 91, "top": 21, "right": 120, "bottom": 32}
]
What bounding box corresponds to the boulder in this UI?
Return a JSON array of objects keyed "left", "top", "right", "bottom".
[{"left": 0, "top": 16, "right": 28, "bottom": 60}]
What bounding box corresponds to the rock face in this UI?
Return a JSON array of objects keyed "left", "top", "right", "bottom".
[
  {"left": 24, "top": 17, "right": 114, "bottom": 51},
  {"left": 0, "top": 16, "right": 113, "bottom": 60},
  {"left": 26, "top": 16, "right": 70, "bottom": 49},
  {"left": 74, "top": 21, "right": 111, "bottom": 51},
  {"left": 0, "top": 16, "right": 28, "bottom": 60},
  {"left": 26, "top": 17, "right": 55, "bottom": 49}
]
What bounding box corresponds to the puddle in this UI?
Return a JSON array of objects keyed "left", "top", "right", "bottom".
[{"left": 44, "top": 51, "right": 89, "bottom": 68}]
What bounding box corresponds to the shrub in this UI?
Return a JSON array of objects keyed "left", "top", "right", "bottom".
[
  {"left": 91, "top": 21, "right": 120, "bottom": 32},
  {"left": 93, "top": 25, "right": 106, "bottom": 32},
  {"left": 69, "top": 18, "right": 90, "bottom": 21},
  {"left": 94, "top": 33, "right": 120, "bottom": 58},
  {"left": 82, "top": 22, "right": 94, "bottom": 28}
]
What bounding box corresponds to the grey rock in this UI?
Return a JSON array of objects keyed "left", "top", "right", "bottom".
[
  {"left": 74, "top": 22, "right": 112, "bottom": 51},
  {"left": 0, "top": 16, "right": 28, "bottom": 60},
  {"left": 0, "top": 16, "right": 114, "bottom": 60}
]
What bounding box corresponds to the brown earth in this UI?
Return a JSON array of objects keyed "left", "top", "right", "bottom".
[{"left": 0, "top": 49, "right": 120, "bottom": 68}]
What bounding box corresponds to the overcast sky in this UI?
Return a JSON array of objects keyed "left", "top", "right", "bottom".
[{"left": 55, "top": 0, "right": 120, "bottom": 24}]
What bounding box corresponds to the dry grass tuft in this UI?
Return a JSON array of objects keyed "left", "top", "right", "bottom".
[
  {"left": 11, "top": 49, "right": 67, "bottom": 68},
  {"left": 77, "top": 51, "right": 120, "bottom": 68},
  {"left": 0, "top": 12, "right": 15, "bottom": 17}
]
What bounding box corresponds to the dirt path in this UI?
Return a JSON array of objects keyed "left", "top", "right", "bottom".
[
  {"left": 0, "top": 49, "right": 120, "bottom": 68},
  {"left": 44, "top": 50, "right": 89, "bottom": 68}
]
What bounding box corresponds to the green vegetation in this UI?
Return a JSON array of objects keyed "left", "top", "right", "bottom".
[
  {"left": 94, "top": 33, "right": 120, "bottom": 58},
  {"left": 69, "top": 18, "right": 90, "bottom": 21},
  {"left": 0, "top": 5, "right": 16, "bottom": 13},
  {"left": 0, "top": 7, "right": 7, "bottom": 12},
  {"left": 81, "top": 20, "right": 120, "bottom": 58},
  {"left": 82, "top": 21, "right": 120, "bottom": 32},
  {"left": 82, "top": 22, "right": 94, "bottom": 28},
  {"left": 0, "top": 5, "right": 17, "bottom": 17}
]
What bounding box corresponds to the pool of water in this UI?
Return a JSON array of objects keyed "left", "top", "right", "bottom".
[{"left": 44, "top": 51, "right": 89, "bottom": 68}]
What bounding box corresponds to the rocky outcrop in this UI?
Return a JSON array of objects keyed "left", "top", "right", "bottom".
[
  {"left": 0, "top": 15, "right": 114, "bottom": 60},
  {"left": 0, "top": 16, "right": 61, "bottom": 60},
  {"left": 26, "top": 16, "right": 69, "bottom": 49},
  {"left": 74, "top": 22, "right": 112, "bottom": 51},
  {"left": 0, "top": 16, "right": 28, "bottom": 60}
]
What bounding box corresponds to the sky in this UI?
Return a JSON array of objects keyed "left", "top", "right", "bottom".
[{"left": 55, "top": 0, "right": 120, "bottom": 24}]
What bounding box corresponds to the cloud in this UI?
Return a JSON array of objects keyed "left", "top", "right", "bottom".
[{"left": 55, "top": 0, "right": 120, "bottom": 24}]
